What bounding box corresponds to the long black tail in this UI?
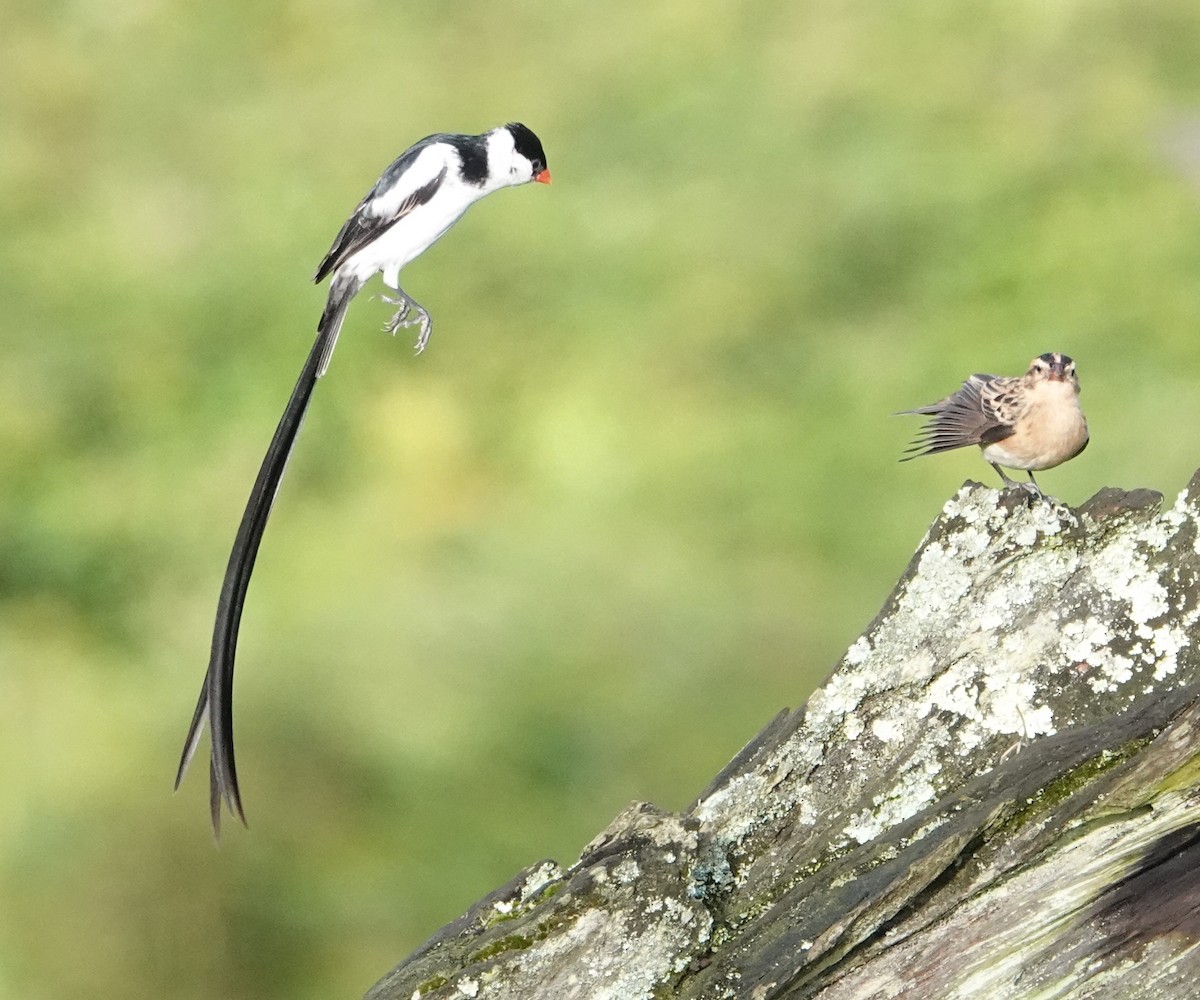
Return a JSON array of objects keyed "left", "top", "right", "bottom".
[{"left": 176, "top": 273, "right": 362, "bottom": 833}]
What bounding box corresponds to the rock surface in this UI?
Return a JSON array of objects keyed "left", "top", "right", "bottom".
[{"left": 366, "top": 476, "right": 1200, "bottom": 1000}]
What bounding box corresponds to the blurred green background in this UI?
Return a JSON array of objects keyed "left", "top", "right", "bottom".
[{"left": 4, "top": 1, "right": 1200, "bottom": 997}]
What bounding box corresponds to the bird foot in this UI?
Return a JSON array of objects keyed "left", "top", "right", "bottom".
[
  {"left": 996, "top": 476, "right": 1045, "bottom": 503},
  {"left": 991, "top": 481, "right": 1051, "bottom": 511},
  {"left": 1004, "top": 483, "right": 1049, "bottom": 508},
  {"left": 411, "top": 311, "right": 432, "bottom": 354},
  {"left": 380, "top": 293, "right": 413, "bottom": 331},
  {"left": 380, "top": 293, "right": 433, "bottom": 353}
]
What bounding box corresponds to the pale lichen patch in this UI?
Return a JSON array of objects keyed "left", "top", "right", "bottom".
[
  {"left": 843, "top": 768, "right": 939, "bottom": 846},
  {"left": 473, "top": 892, "right": 711, "bottom": 1000},
  {"left": 940, "top": 486, "right": 981, "bottom": 522},
  {"left": 806, "top": 667, "right": 876, "bottom": 724},
  {"left": 979, "top": 681, "right": 1054, "bottom": 738},
  {"left": 845, "top": 636, "right": 872, "bottom": 666},
  {"left": 694, "top": 772, "right": 769, "bottom": 832},
  {"left": 905, "top": 540, "right": 975, "bottom": 622},
  {"left": 613, "top": 859, "right": 640, "bottom": 885},
  {"left": 1084, "top": 650, "right": 1135, "bottom": 694},
  {"left": 898, "top": 649, "right": 937, "bottom": 686},
  {"left": 518, "top": 862, "right": 562, "bottom": 903},
  {"left": 870, "top": 717, "right": 905, "bottom": 743},
  {"left": 926, "top": 671, "right": 982, "bottom": 722},
  {"left": 1061, "top": 617, "right": 1113, "bottom": 664},
  {"left": 1097, "top": 534, "right": 1169, "bottom": 626},
  {"left": 1151, "top": 626, "right": 1187, "bottom": 680}
]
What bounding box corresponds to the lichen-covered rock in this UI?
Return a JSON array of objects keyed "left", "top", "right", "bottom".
[
  {"left": 366, "top": 804, "right": 711, "bottom": 1000},
  {"left": 366, "top": 477, "right": 1200, "bottom": 1000}
]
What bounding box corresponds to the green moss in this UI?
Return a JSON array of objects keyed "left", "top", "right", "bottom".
[
  {"left": 996, "top": 739, "right": 1150, "bottom": 837},
  {"left": 469, "top": 934, "right": 535, "bottom": 963},
  {"left": 412, "top": 974, "right": 449, "bottom": 996},
  {"left": 535, "top": 880, "right": 565, "bottom": 901},
  {"left": 479, "top": 907, "right": 520, "bottom": 929},
  {"left": 478, "top": 879, "right": 568, "bottom": 932},
  {"left": 1151, "top": 749, "right": 1200, "bottom": 797}
]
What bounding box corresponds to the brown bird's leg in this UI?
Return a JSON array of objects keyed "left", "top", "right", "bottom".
[{"left": 992, "top": 463, "right": 1043, "bottom": 498}]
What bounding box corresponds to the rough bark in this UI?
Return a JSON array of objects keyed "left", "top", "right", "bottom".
[{"left": 365, "top": 475, "right": 1200, "bottom": 1000}]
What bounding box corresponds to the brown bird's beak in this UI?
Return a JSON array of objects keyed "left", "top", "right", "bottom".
[
  {"left": 535, "top": 168, "right": 552, "bottom": 184},
  {"left": 1047, "top": 363, "right": 1069, "bottom": 381}
]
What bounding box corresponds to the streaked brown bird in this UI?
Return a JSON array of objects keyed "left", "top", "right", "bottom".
[{"left": 900, "top": 352, "right": 1089, "bottom": 495}]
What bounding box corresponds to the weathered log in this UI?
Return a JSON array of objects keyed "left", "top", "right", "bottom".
[{"left": 366, "top": 475, "right": 1200, "bottom": 1000}]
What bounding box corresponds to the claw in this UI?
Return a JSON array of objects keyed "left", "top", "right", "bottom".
[
  {"left": 380, "top": 289, "right": 432, "bottom": 351},
  {"left": 412, "top": 309, "right": 433, "bottom": 354},
  {"left": 992, "top": 463, "right": 1046, "bottom": 502},
  {"left": 382, "top": 311, "right": 410, "bottom": 335},
  {"left": 380, "top": 294, "right": 412, "bottom": 335}
]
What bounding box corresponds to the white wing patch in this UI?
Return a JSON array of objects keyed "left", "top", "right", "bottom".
[{"left": 366, "top": 145, "right": 451, "bottom": 220}]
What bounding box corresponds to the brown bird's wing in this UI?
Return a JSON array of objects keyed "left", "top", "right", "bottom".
[{"left": 900, "top": 373, "right": 1020, "bottom": 459}]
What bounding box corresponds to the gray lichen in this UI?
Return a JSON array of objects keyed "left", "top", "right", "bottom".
[
  {"left": 368, "top": 477, "right": 1200, "bottom": 1000},
  {"left": 695, "top": 479, "right": 1199, "bottom": 877}
]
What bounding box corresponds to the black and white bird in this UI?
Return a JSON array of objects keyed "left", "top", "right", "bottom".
[
  {"left": 176, "top": 122, "right": 551, "bottom": 831},
  {"left": 900, "top": 352, "right": 1089, "bottom": 495}
]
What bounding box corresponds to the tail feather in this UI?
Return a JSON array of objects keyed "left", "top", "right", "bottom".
[
  {"left": 176, "top": 273, "right": 362, "bottom": 833},
  {"left": 316, "top": 274, "right": 361, "bottom": 379},
  {"left": 174, "top": 685, "right": 208, "bottom": 789}
]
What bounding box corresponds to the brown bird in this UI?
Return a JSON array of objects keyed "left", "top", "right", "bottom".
[{"left": 900, "top": 352, "right": 1089, "bottom": 495}]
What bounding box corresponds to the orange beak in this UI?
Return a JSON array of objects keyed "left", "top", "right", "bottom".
[{"left": 535, "top": 169, "right": 552, "bottom": 184}]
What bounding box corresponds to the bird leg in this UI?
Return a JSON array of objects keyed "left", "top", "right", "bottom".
[
  {"left": 380, "top": 294, "right": 411, "bottom": 330},
  {"left": 992, "top": 463, "right": 1043, "bottom": 499},
  {"left": 380, "top": 288, "right": 434, "bottom": 354}
]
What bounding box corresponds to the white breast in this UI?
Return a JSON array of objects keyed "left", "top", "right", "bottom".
[{"left": 350, "top": 190, "right": 479, "bottom": 286}]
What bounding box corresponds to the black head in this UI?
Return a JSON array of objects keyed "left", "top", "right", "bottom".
[{"left": 505, "top": 122, "right": 550, "bottom": 180}]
